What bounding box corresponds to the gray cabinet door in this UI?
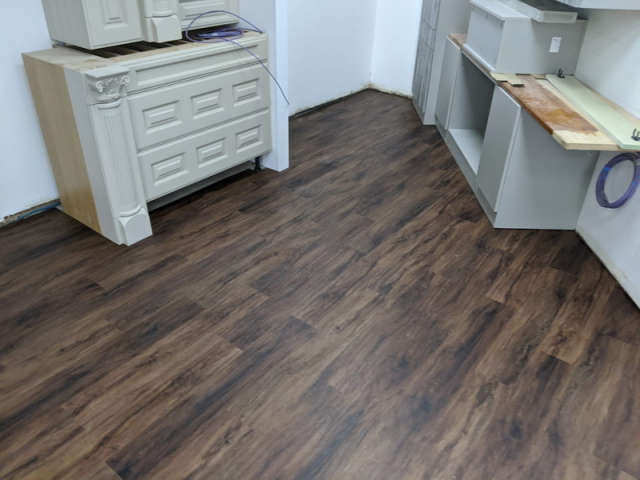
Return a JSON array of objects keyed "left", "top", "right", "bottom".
[
  {"left": 476, "top": 87, "right": 522, "bottom": 212},
  {"left": 434, "top": 38, "right": 461, "bottom": 132}
]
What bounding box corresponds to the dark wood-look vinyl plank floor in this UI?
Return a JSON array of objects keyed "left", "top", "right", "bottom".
[{"left": 1, "top": 90, "right": 639, "bottom": 480}]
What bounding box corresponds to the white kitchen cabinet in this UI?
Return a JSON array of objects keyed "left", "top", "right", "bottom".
[
  {"left": 41, "top": 0, "right": 240, "bottom": 49},
  {"left": 23, "top": 33, "right": 272, "bottom": 246},
  {"left": 476, "top": 87, "right": 522, "bottom": 212}
]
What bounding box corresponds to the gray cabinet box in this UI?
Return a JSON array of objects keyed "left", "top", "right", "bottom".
[{"left": 466, "top": 0, "right": 587, "bottom": 74}]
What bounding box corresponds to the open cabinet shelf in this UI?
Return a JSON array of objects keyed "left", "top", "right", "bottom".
[
  {"left": 448, "top": 129, "right": 484, "bottom": 174},
  {"left": 447, "top": 54, "right": 495, "bottom": 177}
]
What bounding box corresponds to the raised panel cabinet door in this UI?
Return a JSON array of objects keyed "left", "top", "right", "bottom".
[
  {"left": 138, "top": 109, "right": 271, "bottom": 200},
  {"left": 128, "top": 63, "right": 271, "bottom": 150},
  {"left": 121, "top": 33, "right": 269, "bottom": 93},
  {"left": 84, "top": 0, "right": 144, "bottom": 48},
  {"left": 435, "top": 38, "right": 462, "bottom": 132},
  {"left": 476, "top": 86, "right": 522, "bottom": 212},
  {"left": 178, "top": 0, "right": 240, "bottom": 29}
]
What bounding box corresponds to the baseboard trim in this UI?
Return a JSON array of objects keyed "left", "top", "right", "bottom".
[
  {"left": 290, "top": 85, "right": 414, "bottom": 119},
  {"left": 369, "top": 82, "right": 412, "bottom": 99},
  {"left": 2, "top": 163, "right": 256, "bottom": 227},
  {"left": 1, "top": 200, "right": 61, "bottom": 228}
]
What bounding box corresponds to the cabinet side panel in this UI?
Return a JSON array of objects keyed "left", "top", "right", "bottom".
[
  {"left": 435, "top": 38, "right": 461, "bottom": 131},
  {"left": 477, "top": 86, "right": 522, "bottom": 212},
  {"left": 41, "top": 0, "right": 91, "bottom": 51},
  {"left": 495, "top": 112, "right": 597, "bottom": 230},
  {"left": 22, "top": 54, "right": 101, "bottom": 234}
]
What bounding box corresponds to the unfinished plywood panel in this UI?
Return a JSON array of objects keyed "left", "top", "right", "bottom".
[
  {"left": 22, "top": 53, "right": 101, "bottom": 234},
  {"left": 547, "top": 74, "right": 640, "bottom": 150},
  {"left": 501, "top": 76, "right": 619, "bottom": 151}
]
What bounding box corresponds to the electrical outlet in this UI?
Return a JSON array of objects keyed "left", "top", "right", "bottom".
[{"left": 550, "top": 37, "right": 562, "bottom": 53}]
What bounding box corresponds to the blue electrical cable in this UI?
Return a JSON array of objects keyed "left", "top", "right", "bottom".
[
  {"left": 595, "top": 152, "right": 640, "bottom": 209},
  {"left": 185, "top": 11, "right": 289, "bottom": 105}
]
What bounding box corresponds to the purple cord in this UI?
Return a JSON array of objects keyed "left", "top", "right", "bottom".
[
  {"left": 595, "top": 152, "right": 640, "bottom": 208},
  {"left": 185, "top": 11, "right": 289, "bottom": 105}
]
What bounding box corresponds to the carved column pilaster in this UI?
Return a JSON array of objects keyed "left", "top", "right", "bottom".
[{"left": 85, "top": 66, "right": 152, "bottom": 246}]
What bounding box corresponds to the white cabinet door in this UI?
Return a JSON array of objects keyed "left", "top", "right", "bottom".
[
  {"left": 476, "top": 86, "right": 522, "bottom": 212},
  {"left": 435, "top": 38, "right": 462, "bottom": 132},
  {"left": 139, "top": 109, "right": 271, "bottom": 200},
  {"left": 85, "top": 0, "right": 145, "bottom": 48},
  {"left": 178, "top": 0, "right": 240, "bottom": 29},
  {"left": 128, "top": 63, "right": 271, "bottom": 150},
  {"left": 495, "top": 112, "right": 597, "bottom": 230}
]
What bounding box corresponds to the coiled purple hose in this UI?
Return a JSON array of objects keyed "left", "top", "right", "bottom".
[
  {"left": 595, "top": 152, "right": 640, "bottom": 208},
  {"left": 185, "top": 11, "right": 289, "bottom": 105}
]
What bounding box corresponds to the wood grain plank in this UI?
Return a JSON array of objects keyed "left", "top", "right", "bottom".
[{"left": 0, "top": 90, "right": 638, "bottom": 480}]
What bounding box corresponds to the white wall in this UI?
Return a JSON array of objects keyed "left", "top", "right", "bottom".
[
  {"left": 287, "top": 0, "right": 378, "bottom": 115},
  {"left": 287, "top": 0, "right": 423, "bottom": 115},
  {"left": 575, "top": 10, "right": 640, "bottom": 308},
  {"left": 370, "top": 0, "right": 423, "bottom": 96},
  {"left": 0, "top": 4, "right": 58, "bottom": 221},
  {"left": 574, "top": 10, "right": 640, "bottom": 118}
]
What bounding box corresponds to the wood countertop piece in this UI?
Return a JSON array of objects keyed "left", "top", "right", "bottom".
[{"left": 502, "top": 76, "right": 621, "bottom": 151}]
